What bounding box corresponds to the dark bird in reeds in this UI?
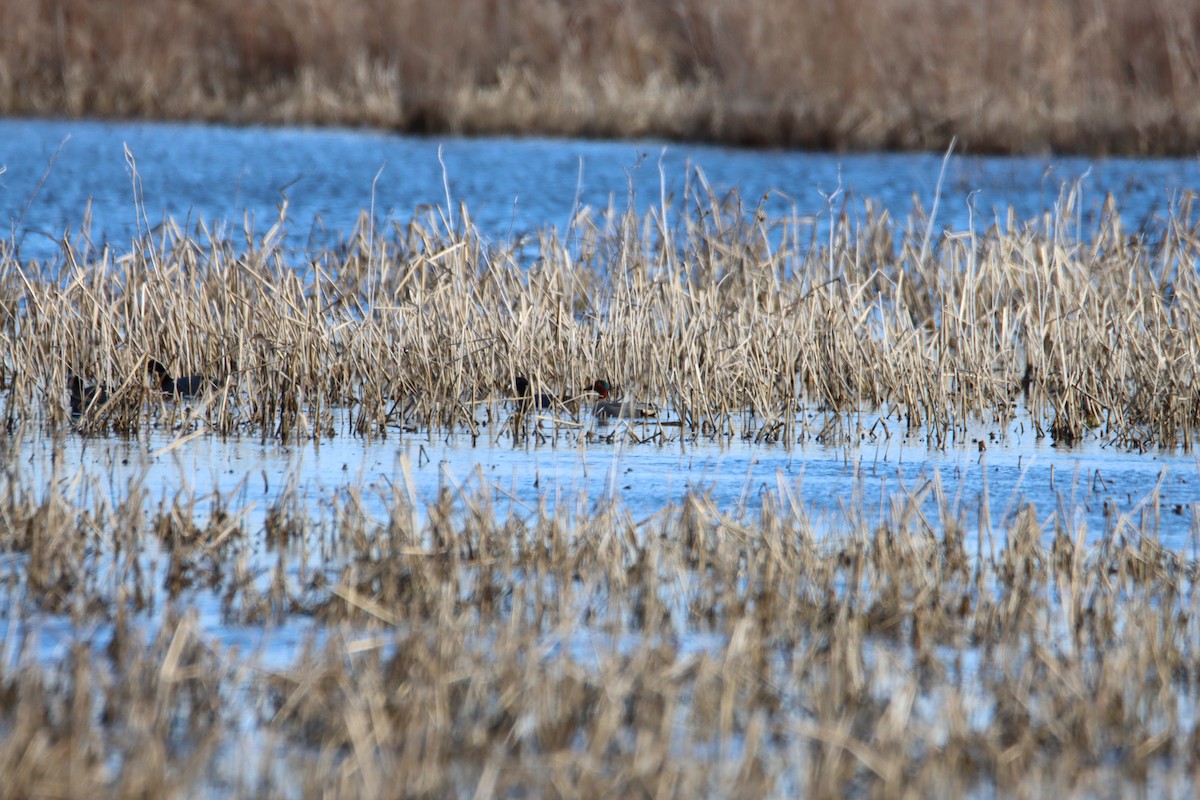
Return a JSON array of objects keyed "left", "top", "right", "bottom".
[
  {"left": 513, "top": 376, "right": 558, "bottom": 411},
  {"left": 148, "top": 358, "right": 212, "bottom": 399},
  {"left": 68, "top": 375, "right": 110, "bottom": 416},
  {"left": 592, "top": 379, "right": 657, "bottom": 420}
]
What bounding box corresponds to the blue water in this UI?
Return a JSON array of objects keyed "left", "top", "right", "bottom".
[
  {"left": 3, "top": 407, "right": 1196, "bottom": 676},
  {"left": 2, "top": 118, "right": 1198, "bottom": 264}
]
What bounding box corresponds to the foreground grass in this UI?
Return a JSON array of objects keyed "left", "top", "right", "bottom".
[
  {"left": 2, "top": 0, "right": 1199, "bottom": 154},
  {"left": 0, "top": 436, "right": 1197, "bottom": 798},
  {"left": 0, "top": 175, "right": 1197, "bottom": 450}
]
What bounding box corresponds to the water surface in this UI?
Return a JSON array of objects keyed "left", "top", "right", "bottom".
[{"left": 3, "top": 118, "right": 1197, "bottom": 264}]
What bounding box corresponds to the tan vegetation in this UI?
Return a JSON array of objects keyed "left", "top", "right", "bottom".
[
  {"left": 2, "top": 0, "right": 1199, "bottom": 153},
  {"left": 0, "top": 435, "right": 1197, "bottom": 797},
  {"left": 1, "top": 180, "right": 1198, "bottom": 795},
  {"left": 0, "top": 176, "right": 1197, "bottom": 450}
]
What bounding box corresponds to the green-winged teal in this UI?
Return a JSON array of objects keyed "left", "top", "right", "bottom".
[
  {"left": 592, "top": 379, "right": 657, "bottom": 420},
  {"left": 68, "top": 375, "right": 110, "bottom": 416},
  {"left": 148, "top": 358, "right": 212, "bottom": 399},
  {"left": 513, "top": 376, "right": 557, "bottom": 411}
]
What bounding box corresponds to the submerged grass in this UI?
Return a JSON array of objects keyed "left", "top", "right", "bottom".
[
  {"left": 0, "top": 174, "right": 1198, "bottom": 450},
  {"left": 0, "top": 438, "right": 1198, "bottom": 797},
  {"left": 3, "top": 0, "right": 1200, "bottom": 154}
]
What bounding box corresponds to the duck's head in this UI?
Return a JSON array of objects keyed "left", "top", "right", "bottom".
[
  {"left": 591, "top": 379, "right": 612, "bottom": 398},
  {"left": 147, "top": 358, "right": 170, "bottom": 379},
  {"left": 146, "top": 358, "right": 175, "bottom": 391}
]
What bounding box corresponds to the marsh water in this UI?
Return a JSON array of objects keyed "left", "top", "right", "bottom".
[
  {"left": 2, "top": 119, "right": 1200, "bottom": 661},
  {"left": 9, "top": 407, "right": 1200, "bottom": 668},
  {"left": 3, "top": 117, "right": 1198, "bottom": 265}
]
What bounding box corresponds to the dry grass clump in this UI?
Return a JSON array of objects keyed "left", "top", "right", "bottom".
[
  {"left": 0, "top": 614, "right": 235, "bottom": 799},
  {"left": 0, "top": 443, "right": 1198, "bottom": 797},
  {"left": 0, "top": 177, "right": 1197, "bottom": 450},
  {"left": 1, "top": 0, "right": 1199, "bottom": 153}
]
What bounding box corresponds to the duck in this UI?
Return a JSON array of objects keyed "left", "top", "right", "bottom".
[
  {"left": 512, "top": 376, "right": 558, "bottom": 411},
  {"left": 147, "top": 358, "right": 212, "bottom": 399},
  {"left": 68, "top": 375, "right": 110, "bottom": 416},
  {"left": 592, "top": 379, "right": 657, "bottom": 420}
]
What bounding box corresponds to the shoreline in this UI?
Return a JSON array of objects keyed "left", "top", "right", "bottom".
[
  {"left": 6, "top": 85, "right": 1195, "bottom": 159},
  {"left": 7, "top": 106, "right": 1196, "bottom": 159}
]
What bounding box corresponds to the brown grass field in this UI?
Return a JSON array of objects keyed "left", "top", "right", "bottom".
[{"left": 2, "top": 0, "right": 1199, "bottom": 153}]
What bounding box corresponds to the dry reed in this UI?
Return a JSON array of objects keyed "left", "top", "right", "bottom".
[
  {"left": 1, "top": 0, "right": 1199, "bottom": 154},
  {"left": 0, "top": 436, "right": 1197, "bottom": 797},
  {"left": 3, "top": 162, "right": 1197, "bottom": 796},
  {"left": 0, "top": 175, "right": 1197, "bottom": 451}
]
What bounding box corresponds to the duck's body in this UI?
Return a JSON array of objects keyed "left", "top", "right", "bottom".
[
  {"left": 163, "top": 374, "right": 211, "bottom": 398},
  {"left": 513, "top": 376, "right": 558, "bottom": 411},
  {"left": 148, "top": 358, "right": 212, "bottom": 399},
  {"left": 592, "top": 380, "right": 657, "bottom": 420},
  {"left": 68, "top": 375, "right": 109, "bottom": 416}
]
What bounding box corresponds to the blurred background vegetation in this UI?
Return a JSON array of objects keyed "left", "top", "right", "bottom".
[{"left": 3, "top": 0, "right": 1198, "bottom": 154}]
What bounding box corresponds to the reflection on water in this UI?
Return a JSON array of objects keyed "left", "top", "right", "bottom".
[
  {"left": 55, "top": 417, "right": 1200, "bottom": 543},
  {"left": 2, "top": 118, "right": 1198, "bottom": 264},
  {"left": 6, "top": 406, "right": 1196, "bottom": 668}
]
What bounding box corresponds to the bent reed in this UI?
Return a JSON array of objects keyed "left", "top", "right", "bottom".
[
  {"left": 1, "top": 174, "right": 1197, "bottom": 450},
  {"left": 0, "top": 440, "right": 1198, "bottom": 797}
]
